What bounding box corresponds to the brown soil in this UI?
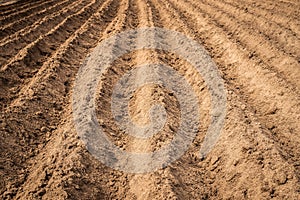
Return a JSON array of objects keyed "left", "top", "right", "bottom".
[{"left": 0, "top": 0, "right": 299, "bottom": 199}]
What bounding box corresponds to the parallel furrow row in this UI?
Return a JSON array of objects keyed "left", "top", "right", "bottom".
[
  {"left": 0, "top": 0, "right": 104, "bottom": 108},
  {"left": 0, "top": 0, "right": 87, "bottom": 66},
  {"left": 0, "top": 0, "right": 299, "bottom": 199},
  {"left": 13, "top": 0, "right": 130, "bottom": 198},
  {"left": 1, "top": 0, "right": 122, "bottom": 197},
  {"left": 189, "top": 1, "right": 300, "bottom": 92},
  {"left": 222, "top": 0, "right": 300, "bottom": 37},
  {"left": 0, "top": 0, "right": 72, "bottom": 40},
  {"left": 244, "top": 0, "right": 300, "bottom": 20},
  {"left": 169, "top": 0, "right": 300, "bottom": 178},
  {"left": 0, "top": 0, "right": 61, "bottom": 26},
  {"left": 187, "top": 0, "right": 300, "bottom": 92},
  {"left": 0, "top": 0, "right": 38, "bottom": 16},
  {"left": 150, "top": 0, "right": 231, "bottom": 197},
  {"left": 209, "top": 0, "right": 300, "bottom": 57},
  {"left": 123, "top": 0, "right": 180, "bottom": 199},
  {"left": 189, "top": 1, "right": 300, "bottom": 90}
]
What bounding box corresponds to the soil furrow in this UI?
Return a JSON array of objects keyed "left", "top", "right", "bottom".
[
  {"left": 149, "top": 0, "right": 229, "bottom": 198},
  {"left": 121, "top": 0, "right": 179, "bottom": 199},
  {"left": 1, "top": 0, "right": 122, "bottom": 198},
  {"left": 45, "top": 0, "right": 132, "bottom": 198},
  {"left": 0, "top": 0, "right": 104, "bottom": 109},
  {"left": 151, "top": 0, "right": 300, "bottom": 198},
  {"left": 222, "top": 0, "right": 300, "bottom": 38},
  {"left": 92, "top": 0, "right": 156, "bottom": 198},
  {"left": 0, "top": 0, "right": 86, "bottom": 65},
  {"left": 0, "top": 0, "right": 299, "bottom": 199},
  {"left": 243, "top": 0, "right": 300, "bottom": 20},
  {"left": 168, "top": 0, "right": 300, "bottom": 179},
  {"left": 0, "top": 0, "right": 73, "bottom": 40},
  {"left": 0, "top": 0, "right": 41, "bottom": 17},
  {"left": 0, "top": 0, "right": 61, "bottom": 26},
  {"left": 146, "top": 0, "right": 214, "bottom": 198},
  {"left": 187, "top": 0, "right": 300, "bottom": 93},
  {"left": 209, "top": 0, "right": 300, "bottom": 58}
]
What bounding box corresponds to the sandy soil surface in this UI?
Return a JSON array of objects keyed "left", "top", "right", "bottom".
[{"left": 0, "top": 0, "right": 299, "bottom": 199}]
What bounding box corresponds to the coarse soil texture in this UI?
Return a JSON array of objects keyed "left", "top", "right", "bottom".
[{"left": 0, "top": 0, "right": 300, "bottom": 199}]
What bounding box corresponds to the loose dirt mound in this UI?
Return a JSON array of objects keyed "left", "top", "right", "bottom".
[{"left": 0, "top": 0, "right": 299, "bottom": 199}]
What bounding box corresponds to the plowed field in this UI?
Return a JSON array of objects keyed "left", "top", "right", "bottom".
[{"left": 0, "top": 0, "right": 299, "bottom": 199}]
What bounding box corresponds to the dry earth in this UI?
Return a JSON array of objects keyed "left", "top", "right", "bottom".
[{"left": 0, "top": 0, "right": 300, "bottom": 199}]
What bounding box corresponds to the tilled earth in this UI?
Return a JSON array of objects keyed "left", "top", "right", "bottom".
[{"left": 0, "top": 0, "right": 300, "bottom": 199}]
